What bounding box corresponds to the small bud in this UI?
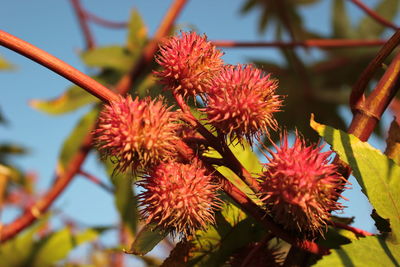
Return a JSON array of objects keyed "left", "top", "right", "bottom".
[
  {"left": 137, "top": 161, "right": 220, "bottom": 237},
  {"left": 93, "top": 95, "right": 180, "bottom": 173},
  {"left": 203, "top": 64, "right": 282, "bottom": 145},
  {"left": 154, "top": 31, "right": 224, "bottom": 97},
  {"left": 260, "top": 133, "right": 344, "bottom": 237}
]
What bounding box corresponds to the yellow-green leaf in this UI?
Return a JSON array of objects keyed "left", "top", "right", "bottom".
[{"left": 311, "top": 115, "right": 400, "bottom": 242}]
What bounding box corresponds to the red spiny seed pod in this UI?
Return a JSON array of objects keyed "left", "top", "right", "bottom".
[
  {"left": 137, "top": 161, "right": 221, "bottom": 237},
  {"left": 93, "top": 95, "right": 180, "bottom": 173},
  {"left": 154, "top": 31, "right": 224, "bottom": 98},
  {"left": 203, "top": 64, "right": 282, "bottom": 145},
  {"left": 260, "top": 133, "right": 344, "bottom": 237}
]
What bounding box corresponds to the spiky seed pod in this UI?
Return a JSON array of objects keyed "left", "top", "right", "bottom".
[
  {"left": 137, "top": 161, "right": 221, "bottom": 237},
  {"left": 260, "top": 133, "right": 344, "bottom": 237},
  {"left": 93, "top": 95, "right": 180, "bottom": 173},
  {"left": 203, "top": 64, "right": 282, "bottom": 145},
  {"left": 154, "top": 31, "right": 224, "bottom": 98}
]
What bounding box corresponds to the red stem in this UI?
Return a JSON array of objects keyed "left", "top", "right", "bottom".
[
  {"left": 329, "top": 221, "right": 374, "bottom": 237},
  {"left": 78, "top": 170, "right": 114, "bottom": 193},
  {"left": 0, "top": 30, "right": 119, "bottom": 103},
  {"left": 349, "top": 0, "right": 399, "bottom": 30},
  {"left": 70, "top": 0, "right": 96, "bottom": 50},
  {"left": 349, "top": 50, "right": 400, "bottom": 141},
  {"left": 213, "top": 39, "right": 388, "bottom": 48},
  {"left": 349, "top": 29, "right": 400, "bottom": 113},
  {"left": 85, "top": 11, "right": 128, "bottom": 28}
]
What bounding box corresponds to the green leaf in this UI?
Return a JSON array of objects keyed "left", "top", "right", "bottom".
[
  {"left": 203, "top": 141, "right": 263, "bottom": 206},
  {"left": 310, "top": 116, "right": 400, "bottom": 241},
  {"left": 30, "top": 84, "right": 100, "bottom": 115},
  {"left": 126, "top": 224, "right": 169, "bottom": 256},
  {"left": 0, "top": 220, "right": 45, "bottom": 267},
  {"left": 188, "top": 201, "right": 265, "bottom": 266},
  {"left": 332, "top": 0, "right": 354, "bottom": 38},
  {"left": 357, "top": 0, "right": 398, "bottom": 38},
  {"left": 32, "top": 228, "right": 101, "bottom": 267},
  {"left": 127, "top": 9, "right": 148, "bottom": 52},
  {"left": 314, "top": 235, "right": 400, "bottom": 266},
  {"left": 81, "top": 46, "right": 135, "bottom": 72},
  {"left": 0, "top": 55, "right": 13, "bottom": 70},
  {"left": 104, "top": 159, "right": 138, "bottom": 235},
  {"left": 57, "top": 108, "right": 99, "bottom": 174}
]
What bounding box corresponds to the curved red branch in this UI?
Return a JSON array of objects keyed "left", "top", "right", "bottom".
[
  {"left": 349, "top": 0, "right": 399, "bottom": 30},
  {"left": 0, "top": 30, "right": 119, "bottom": 103},
  {"left": 0, "top": 0, "right": 188, "bottom": 243},
  {"left": 329, "top": 221, "right": 374, "bottom": 237}
]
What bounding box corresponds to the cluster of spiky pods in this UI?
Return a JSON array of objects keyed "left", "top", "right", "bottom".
[{"left": 93, "top": 32, "right": 344, "bottom": 242}]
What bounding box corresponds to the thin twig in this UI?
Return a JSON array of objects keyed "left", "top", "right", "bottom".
[
  {"left": 0, "top": 30, "right": 119, "bottom": 103},
  {"left": 70, "top": 0, "right": 95, "bottom": 50},
  {"left": 329, "top": 221, "right": 374, "bottom": 237},
  {"left": 85, "top": 11, "right": 128, "bottom": 28},
  {"left": 213, "top": 39, "right": 388, "bottom": 48},
  {"left": 78, "top": 170, "right": 114, "bottom": 194},
  {"left": 349, "top": 0, "right": 399, "bottom": 30}
]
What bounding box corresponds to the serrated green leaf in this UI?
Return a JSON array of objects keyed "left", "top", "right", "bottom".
[
  {"left": 357, "top": 0, "right": 398, "bottom": 38},
  {"left": 126, "top": 224, "right": 168, "bottom": 256},
  {"left": 314, "top": 235, "right": 400, "bottom": 266},
  {"left": 104, "top": 160, "right": 138, "bottom": 235},
  {"left": 81, "top": 46, "right": 135, "bottom": 72},
  {"left": 32, "top": 228, "right": 100, "bottom": 267},
  {"left": 0, "top": 55, "right": 13, "bottom": 70},
  {"left": 30, "top": 85, "right": 99, "bottom": 115},
  {"left": 57, "top": 108, "right": 99, "bottom": 174},
  {"left": 189, "top": 201, "right": 265, "bottom": 266},
  {"left": 310, "top": 116, "right": 400, "bottom": 241},
  {"left": 127, "top": 9, "right": 148, "bottom": 52}
]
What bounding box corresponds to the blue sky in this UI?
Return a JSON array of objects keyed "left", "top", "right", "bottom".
[{"left": 0, "top": 0, "right": 393, "bottom": 264}]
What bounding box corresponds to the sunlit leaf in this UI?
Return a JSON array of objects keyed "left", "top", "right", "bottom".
[
  {"left": 30, "top": 85, "right": 100, "bottom": 115},
  {"left": 126, "top": 224, "right": 169, "bottom": 256},
  {"left": 127, "top": 9, "right": 148, "bottom": 52},
  {"left": 0, "top": 217, "right": 48, "bottom": 267},
  {"left": 315, "top": 235, "right": 400, "bottom": 266},
  {"left": 57, "top": 107, "right": 99, "bottom": 174},
  {"left": 311, "top": 116, "right": 400, "bottom": 241},
  {"left": 81, "top": 46, "right": 136, "bottom": 72},
  {"left": 31, "top": 228, "right": 101, "bottom": 267}
]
